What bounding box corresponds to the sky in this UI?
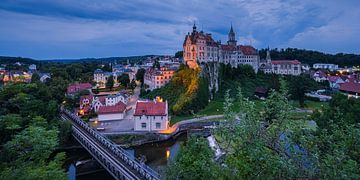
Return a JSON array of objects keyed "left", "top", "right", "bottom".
[{"left": 0, "top": 0, "right": 359, "bottom": 59}]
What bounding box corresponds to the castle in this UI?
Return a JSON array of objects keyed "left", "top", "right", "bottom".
[{"left": 183, "top": 24, "right": 260, "bottom": 71}]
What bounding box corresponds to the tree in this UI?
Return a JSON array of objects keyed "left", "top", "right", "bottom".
[
  {"left": 129, "top": 79, "right": 136, "bottom": 90},
  {"left": 31, "top": 73, "right": 40, "bottom": 83},
  {"left": 167, "top": 137, "right": 220, "bottom": 179},
  {"left": 2, "top": 125, "right": 58, "bottom": 163},
  {"left": 118, "top": 74, "right": 130, "bottom": 88},
  {"left": 135, "top": 68, "right": 146, "bottom": 84},
  {"left": 153, "top": 60, "right": 160, "bottom": 69},
  {"left": 286, "top": 74, "right": 319, "bottom": 107},
  {"left": 175, "top": 51, "right": 183, "bottom": 58},
  {"left": 106, "top": 75, "right": 114, "bottom": 90}
]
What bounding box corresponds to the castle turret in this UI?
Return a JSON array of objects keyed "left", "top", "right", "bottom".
[
  {"left": 227, "top": 24, "right": 237, "bottom": 46},
  {"left": 266, "top": 47, "right": 271, "bottom": 63},
  {"left": 193, "top": 22, "right": 197, "bottom": 33}
]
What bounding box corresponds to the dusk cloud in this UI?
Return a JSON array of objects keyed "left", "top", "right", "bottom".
[{"left": 0, "top": 0, "right": 359, "bottom": 59}]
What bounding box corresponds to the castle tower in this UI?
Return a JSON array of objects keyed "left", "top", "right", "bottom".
[
  {"left": 193, "top": 22, "right": 197, "bottom": 33},
  {"left": 266, "top": 47, "right": 271, "bottom": 63},
  {"left": 227, "top": 24, "right": 237, "bottom": 46}
]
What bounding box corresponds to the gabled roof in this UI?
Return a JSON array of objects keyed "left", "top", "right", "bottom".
[
  {"left": 238, "top": 45, "right": 258, "bottom": 55},
  {"left": 98, "top": 102, "right": 126, "bottom": 114},
  {"left": 134, "top": 101, "right": 167, "bottom": 116},
  {"left": 67, "top": 83, "right": 92, "bottom": 94},
  {"left": 272, "top": 60, "right": 301, "bottom": 65},
  {"left": 339, "top": 82, "right": 360, "bottom": 94},
  {"left": 80, "top": 95, "right": 94, "bottom": 104}
]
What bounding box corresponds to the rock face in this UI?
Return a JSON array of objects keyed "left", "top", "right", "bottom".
[{"left": 200, "top": 62, "right": 219, "bottom": 99}]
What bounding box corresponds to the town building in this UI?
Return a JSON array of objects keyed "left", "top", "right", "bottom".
[
  {"left": 133, "top": 100, "right": 169, "bottom": 132},
  {"left": 311, "top": 70, "right": 327, "bottom": 82},
  {"left": 67, "top": 83, "right": 92, "bottom": 95},
  {"left": 3, "top": 70, "right": 32, "bottom": 83},
  {"left": 339, "top": 82, "right": 360, "bottom": 98},
  {"left": 29, "top": 64, "right": 37, "bottom": 72},
  {"left": 259, "top": 50, "right": 301, "bottom": 76},
  {"left": 328, "top": 76, "right": 345, "bottom": 89},
  {"left": 94, "top": 68, "right": 134, "bottom": 88},
  {"left": 144, "top": 67, "right": 175, "bottom": 90},
  {"left": 183, "top": 24, "right": 260, "bottom": 71},
  {"left": 313, "top": 63, "right": 339, "bottom": 71},
  {"left": 79, "top": 91, "right": 129, "bottom": 114},
  {"left": 38, "top": 73, "right": 51, "bottom": 83},
  {"left": 97, "top": 102, "right": 127, "bottom": 121},
  {"left": 93, "top": 69, "right": 119, "bottom": 88}
]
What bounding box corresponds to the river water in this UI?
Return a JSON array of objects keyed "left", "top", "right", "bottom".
[{"left": 68, "top": 133, "right": 187, "bottom": 179}]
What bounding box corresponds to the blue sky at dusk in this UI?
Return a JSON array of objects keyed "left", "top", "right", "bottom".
[{"left": 0, "top": 0, "right": 359, "bottom": 59}]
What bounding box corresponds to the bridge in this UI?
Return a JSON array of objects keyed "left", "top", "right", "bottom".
[{"left": 60, "top": 109, "right": 160, "bottom": 180}]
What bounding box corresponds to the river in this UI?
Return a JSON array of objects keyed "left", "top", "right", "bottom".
[{"left": 66, "top": 133, "right": 187, "bottom": 179}]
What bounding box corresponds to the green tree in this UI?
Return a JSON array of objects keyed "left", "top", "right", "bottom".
[
  {"left": 153, "top": 60, "right": 160, "bottom": 69},
  {"left": 106, "top": 75, "right": 114, "bottom": 90},
  {"left": 136, "top": 68, "right": 146, "bottom": 84},
  {"left": 31, "top": 73, "right": 40, "bottom": 83},
  {"left": 2, "top": 125, "right": 58, "bottom": 163},
  {"left": 167, "top": 137, "right": 220, "bottom": 179},
  {"left": 286, "top": 74, "right": 319, "bottom": 107},
  {"left": 175, "top": 51, "right": 183, "bottom": 58},
  {"left": 118, "top": 74, "right": 130, "bottom": 88}
]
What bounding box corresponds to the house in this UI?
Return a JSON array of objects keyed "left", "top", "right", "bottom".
[
  {"left": 29, "top": 64, "right": 37, "bottom": 72},
  {"left": 313, "top": 63, "right": 339, "bottom": 71},
  {"left": 39, "top": 73, "right": 51, "bottom": 83},
  {"left": 97, "top": 102, "right": 127, "bottom": 121},
  {"left": 67, "top": 83, "right": 92, "bottom": 95},
  {"left": 79, "top": 91, "right": 129, "bottom": 113},
  {"left": 312, "top": 70, "right": 327, "bottom": 82},
  {"left": 105, "top": 92, "right": 129, "bottom": 106},
  {"left": 327, "top": 76, "right": 345, "bottom": 89},
  {"left": 259, "top": 50, "right": 301, "bottom": 76},
  {"left": 144, "top": 66, "right": 175, "bottom": 90},
  {"left": 93, "top": 69, "right": 130, "bottom": 88},
  {"left": 270, "top": 60, "right": 301, "bottom": 76},
  {"left": 134, "top": 100, "right": 169, "bottom": 132},
  {"left": 339, "top": 82, "right": 360, "bottom": 98},
  {"left": 79, "top": 95, "right": 94, "bottom": 114},
  {"left": 254, "top": 87, "right": 268, "bottom": 99}
]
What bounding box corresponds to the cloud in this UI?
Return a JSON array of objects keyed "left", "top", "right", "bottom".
[
  {"left": 287, "top": 10, "right": 360, "bottom": 53},
  {"left": 0, "top": 0, "right": 359, "bottom": 59}
]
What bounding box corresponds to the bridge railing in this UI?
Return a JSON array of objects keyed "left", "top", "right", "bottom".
[{"left": 61, "top": 109, "right": 160, "bottom": 179}]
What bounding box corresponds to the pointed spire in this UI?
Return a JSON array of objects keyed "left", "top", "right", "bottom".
[
  {"left": 192, "top": 21, "right": 197, "bottom": 32},
  {"left": 230, "top": 22, "right": 234, "bottom": 34}
]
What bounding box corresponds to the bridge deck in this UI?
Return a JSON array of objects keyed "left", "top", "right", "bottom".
[{"left": 61, "top": 109, "right": 160, "bottom": 180}]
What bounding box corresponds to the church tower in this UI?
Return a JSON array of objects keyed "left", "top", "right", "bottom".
[
  {"left": 227, "top": 24, "right": 237, "bottom": 46},
  {"left": 266, "top": 47, "right": 271, "bottom": 63}
]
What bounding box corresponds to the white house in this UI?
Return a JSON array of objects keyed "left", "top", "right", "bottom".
[
  {"left": 133, "top": 100, "right": 169, "bottom": 132},
  {"left": 97, "top": 102, "right": 127, "bottom": 121},
  {"left": 313, "top": 63, "right": 339, "bottom": 71},
  {"left": 270, "top": 60, "right": 301, "bottom": 76}
]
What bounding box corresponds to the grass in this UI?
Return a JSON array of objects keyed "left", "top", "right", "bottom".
[
  {"left": 170, "top": 99, "right": 326, "bottom": 125},
  {"left": 290, "top": 100, "right": 328, "bottom": 111}
]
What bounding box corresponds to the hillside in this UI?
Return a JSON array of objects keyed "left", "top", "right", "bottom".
[
  {"left": 259, "top": 48, "right": 360, "bottom": 67},
  {"left": 141, "top": 64, "right": 209, "bottom": 115}
]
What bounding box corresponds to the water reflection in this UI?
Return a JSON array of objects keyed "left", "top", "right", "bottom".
[{"left": 127, "top": 133, "right": 187, "bottom": 176}]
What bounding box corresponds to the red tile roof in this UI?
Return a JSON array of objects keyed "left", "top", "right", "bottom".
[
  {"left": 96, "top": 96, "right": 107, "bottom": 105},
  {"left": 67, "top": 83, "right": 92, "bottom": 94},
  {"left": 97, "top": 102, "right": 126, "bottom": 114},
  {"left": 271, "top": 60, "right": 301, "bottom": 65},
  {"left": 238, "top": 45, "right": 257, "bottom": 55},
  {"left": 221, "top": 45, "right": 237, "bottom": 51},
  {"left": 134, "top": 101, "right": 167, "bottom": 116},
  {"left": 339, "top": 82, "right": 360, "bottom": 94}
]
